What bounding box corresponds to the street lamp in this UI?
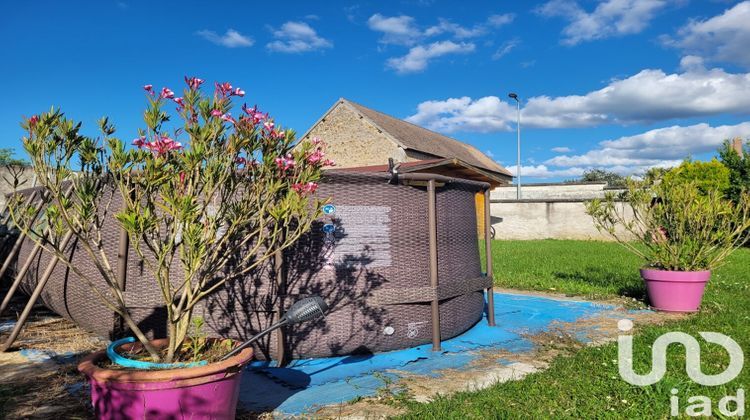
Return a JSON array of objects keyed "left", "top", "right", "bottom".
[{"left": 508, "top": 93, "right": 521, "bottom": 200}]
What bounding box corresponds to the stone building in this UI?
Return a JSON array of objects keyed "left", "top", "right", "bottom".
[{"left": 301, "top": 98, "right": 512, "bottom": 187}]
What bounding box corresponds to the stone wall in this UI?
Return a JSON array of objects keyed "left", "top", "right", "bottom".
[{"left": 302, "top": 102, "right": 408, "bottom": 168}]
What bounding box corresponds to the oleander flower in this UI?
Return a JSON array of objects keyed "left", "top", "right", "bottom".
[
  {"left": 292, "top": 182, "right": 318, "bottom": 195},
  {"left": 160, "top": 87, "right": 175, "bottom": 99},
  {"left": 184, "top": 76, "right": 204, "bottom": 90},
  {"left": 275, "top": 154, "right": 296, "bottom": 171},
  {"left": 215, "top": 82, "right": 233, "bottom": 97},
  {"left": 307, "top": 149, "right": 325, "bottom": 165},
  {"left": 221, "top": 113, "right": 236, "bottom": 124},
  {"left": 132, "top": 136, "right": 146, "bottom": 147}
]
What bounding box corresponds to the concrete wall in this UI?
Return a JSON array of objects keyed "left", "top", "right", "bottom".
[
  {"left": 489, "top": 182, "right": 633, "bottom": 241},
  {"left": 492, "top": 182, "right": 624, "bottom": 200},
  {"left": 490, "top": 199, "right": 634, "bottom": 241},
  {"left": 302, "top": 103, "right": 411, "bottom": 169}
]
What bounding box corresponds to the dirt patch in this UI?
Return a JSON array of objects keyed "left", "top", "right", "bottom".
[
  {"left": 0, "top": 297, "right": 102, "bottom": 419},
  {"left": 0, "top": 289, "right": 685, "bottom": 419}
]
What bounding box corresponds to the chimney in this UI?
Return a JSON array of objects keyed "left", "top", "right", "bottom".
[{"left": 731, "top": 137, "right": 744, "bottom": 158}]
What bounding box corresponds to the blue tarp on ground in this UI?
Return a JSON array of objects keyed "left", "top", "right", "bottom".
[{"left": 238, "top": 292, "right": 623, "bottom": 415}]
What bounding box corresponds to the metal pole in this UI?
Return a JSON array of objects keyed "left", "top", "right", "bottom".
[
  {"left": 112, "top": 227, "right": 129, "bottom": 337},
  {"left": 0, "top": 238, "right": 44, "bottom": 316},
  {"left": 1, "top": 230, "right": 74, "bottom": 351},
  {"left": 484, "top": 188, "right": 495, "bottom": 327},
  {"left": 274, "top": 248, "right": 287, "bottom": 365},
  {"left": 427, "top": 179, "right": 441, "bottom": 351},
  {"left": 516, "top": 99, "right": 521, "bottom": 200}
]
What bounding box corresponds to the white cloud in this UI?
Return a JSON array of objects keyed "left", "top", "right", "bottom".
[
  {"left": 513, "top": 122, "right": 750, "bottom": 179},
  {"left": 492, "top": 38, "right": 520, "bottom": 60},
  {"left": 407, "top": 96, "right": 514, "bottom": 131},
  {"left": 551, "top": 146, "right": 572, "bottom": 153},
  {"left": 662, "top": 1, "right": 750, "bottom": 68},
  {"left": 197, "top": 29, "right": 254, "bottom": 48},
  {"left": 542, "top": 122, "right": 750, "bottom": 176},
  {"left": 267, "top": 21, "right": 332, "bottom": 53},
  {"left": 508, "top": 164, "right": 587, "bottom": 179},
  {"left": 536, "top": 0, "right": 669, "bottom": 45},
  {"left": 387, "top": 41, "right": 475, "bottom": 74},
  {"left": 487, "top": 13, "right": 516, "bottom": 27},
  {"left": 368, "top": 13, "right": 515, "bottom": 72},
  {"left": 369, "top": 13, "right": 515, "bottom": 46},
  {"left": 367, "top": 14, "right": 422, "bottom": 45},
  {"left": 407, "top": 63, "right": 750, "bottom": 131}
]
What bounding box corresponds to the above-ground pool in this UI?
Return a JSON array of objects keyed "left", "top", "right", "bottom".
[{"left": 15, "top": 171, "right": 494, "bottom": 361}]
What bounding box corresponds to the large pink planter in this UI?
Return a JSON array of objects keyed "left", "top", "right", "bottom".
[
  {"left": 78, "top": 339, "right": 253, "bottom": 419},
  {"left": 640, "top": 268, "right": 711, "bottom": 313}
]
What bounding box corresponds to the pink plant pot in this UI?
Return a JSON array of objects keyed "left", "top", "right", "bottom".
[
  {"left": 78, "top": 338, "right": 253, "bottom": 419},
  {"left": 640, "top": 268, "right": 711, "bottom": 313}
]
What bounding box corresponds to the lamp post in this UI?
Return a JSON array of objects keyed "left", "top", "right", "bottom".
[{"left": 508, "top": 93, "right": 521, "bottom": 200}]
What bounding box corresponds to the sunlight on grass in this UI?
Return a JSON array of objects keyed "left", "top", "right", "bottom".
[{"left": 401, "top": 240, "right": 750, "bottom": 419}]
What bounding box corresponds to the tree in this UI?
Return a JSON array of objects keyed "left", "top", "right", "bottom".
[
  {"left": 0, "top": 148, "right": 29, "bottom": 166},
  {"left": 576, "top": 169, "right": 627, "bottom": 187},
  {"left": 718, "top": 139, "right": 750, "bottom": 204}
]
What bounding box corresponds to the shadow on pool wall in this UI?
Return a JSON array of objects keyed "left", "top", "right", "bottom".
[{"left": 15, "top": 172, "right": 492, "bottom": 361}]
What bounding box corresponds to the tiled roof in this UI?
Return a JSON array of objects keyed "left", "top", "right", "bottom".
[{"left": 343, "top": 99, "right": 512, "bottom": 177}]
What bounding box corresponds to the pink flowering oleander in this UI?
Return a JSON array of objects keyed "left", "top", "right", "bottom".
[
  {"left": 307, "top": 149, "right": 325, "bottom": 165},
  {"left": 215, "top": 82, "right": 233, "bottom": 97},
  {"left": 133, "top": 134, "right": 183, "bottom": 156},
  {"left": 232, "top": 88, "right": 245, "bottom": 97},
  {"left": 160, "top": 87, "right": 175, "bottom": 99},
  {"left": 221, "top": 113, "right": 236, "bottom": 125},
  {"left": 143, "top": 85, "right": 154, "bottom": 95},
  {"left": 28, "top": 115, "right": 39, "bottom": 127},
  {"left": 174, "top": 97, "right": 185, "bottom": 111},
  {"left": 242, "top": 104, "right": 268, "bottom": 125},
  {"left": 292, "top": 182, "right": 318, "bottom": 195},
  {"left": 275, "top": 155, "right": 296, "bottom": 171},
  {"left": 184, "top": 76, "right": 204, "bottom": 90}
]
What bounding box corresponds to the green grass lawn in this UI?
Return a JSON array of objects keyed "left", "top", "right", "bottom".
[{"left": 401, "top": 240, "right": 750, "bottom": 419}]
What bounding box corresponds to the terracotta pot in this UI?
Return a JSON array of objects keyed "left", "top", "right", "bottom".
[
  {"left": 78, "top": 338, "right": 253, "bottom": 419},
  {"left": 640, "top": 268, "right": 711, "bottom": 313}
]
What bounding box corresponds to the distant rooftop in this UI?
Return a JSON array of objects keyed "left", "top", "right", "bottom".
[{"left": 342, "top": 98, "right": 512, "bottom": 178}]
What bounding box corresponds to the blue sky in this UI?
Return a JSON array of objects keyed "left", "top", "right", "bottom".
[{"left": 2, "top": 0, "right": 749, "bottom": 182}]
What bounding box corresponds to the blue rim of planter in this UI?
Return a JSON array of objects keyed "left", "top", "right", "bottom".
[{"left": 107, "top": 337, "right": 208, "bottom": 370}]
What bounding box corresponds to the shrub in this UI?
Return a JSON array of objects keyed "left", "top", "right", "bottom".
[
  {"left": 586, "top": 178, "right": 750, "bottom": 271},
  {"left": 9, "top": 78, "right": 332, "bottom": 362},
  {"left": 661, "top": 159, "right": 730, "bottom": 196}
]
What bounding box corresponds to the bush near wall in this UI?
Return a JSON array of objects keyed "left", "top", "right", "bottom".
[{"left": 661, "top": 159, "right": 730, "bottom": 196}]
